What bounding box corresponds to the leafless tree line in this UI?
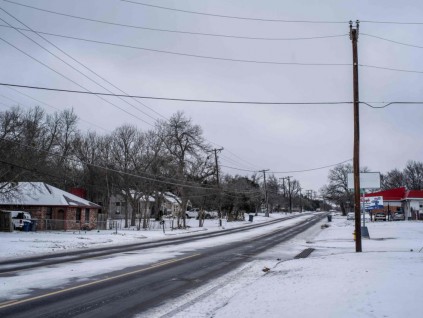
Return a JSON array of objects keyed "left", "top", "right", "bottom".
[{"left": 0, "top": 106, "right": 316, "bottom": 227}]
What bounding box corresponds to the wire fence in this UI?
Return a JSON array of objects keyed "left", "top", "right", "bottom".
[{"left": 22, "top": 217, "right": 203, "bottom": 232}]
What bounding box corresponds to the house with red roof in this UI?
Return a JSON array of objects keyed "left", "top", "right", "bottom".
[{"left": 365, "top": 187, "right": 423, "bottom": 220}]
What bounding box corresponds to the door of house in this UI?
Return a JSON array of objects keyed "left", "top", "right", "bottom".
[{"left": 57, "top": 209, "right": 65, "bottom": 230}]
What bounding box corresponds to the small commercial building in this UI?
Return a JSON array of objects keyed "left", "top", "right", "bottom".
[{"left": 365, "top": 187, "right": 423, "bottom": 220}]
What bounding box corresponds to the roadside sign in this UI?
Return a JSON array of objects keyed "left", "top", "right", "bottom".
[
  {"left": 360, "top": 196, "right": 384, "bottom": 210},
  {"left": 347, "top": 172, "right": 381, "bottom": 190}
]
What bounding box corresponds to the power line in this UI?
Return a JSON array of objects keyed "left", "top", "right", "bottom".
[
  {"left": 120, "top": 0, "right": 348, "bottom": 24},
  {"left": 362, "top": 33, "right": 423, "bottom": 49},
  {"left": 220, "top": 164, "right": 259, "bottom": 173},
  {"left": 0, "top": 24, "right": 351, "bottom": 67},
  {"left": 0, "top": 137, "right": 218, "bottom": 191},
  {"left": 361, "top": 19, "right": 423, "bottom": 25},
  {"left": 3, "top": 83, "right": 422, "bottom": 109},
  {"left": 359, "top": 64, "right": 423, "bottom": 74},
  {"left": 1, "top": 86, "right": 110, "bottom": 133},
  {"left": 8, "top": 0, "right": 423, "bottom": 26},
  {"left": 0, "top": 8, "right": 163, "bottom": 124},
  {"left": 2, "top": 1, "right": 349, "bottom": 41},
  {"left": 221, "top": 158, "right": 353, "bottom": 174},
  {"left": 0, "top": 137, "right": 263, "bottom": 195},
  {"left": 269, "top": 158, "right": 353, "bottom": 173},
  {"left": 0, "top": 35, "right": 155, "bottom": 127},
  {"left": 0, "top": 12, "right": 264, "bottom": 170},
  {"left": 361, "top": 101, "right": 423, "bottom": 109},
  {"left": 4, "top": 24, "right": 423, "bottom": 75},
  {"left": 0, "top": 83, "right": 354, "bottom": 105}
]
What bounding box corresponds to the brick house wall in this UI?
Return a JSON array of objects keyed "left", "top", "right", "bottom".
[{"left": 0, "top": 205, "right": 99, "bottom": 231}]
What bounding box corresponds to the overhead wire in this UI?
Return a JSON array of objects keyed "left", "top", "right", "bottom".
[
  {"left": 1, "top": 1, "right": 347, "bottom": 172},
  {"left": 2, "top": 1, "right": 349, "bottom": 41},
  {"left": 361, "top": 101, "right": 423, "bottom": 109},
  {"left": 0, "top": 22, "right": 267, "bottom": 172},
  {"left": 1, "top": 86, "right": 110, "bottom": 132},
  {"left": 0, "top": 8, "right": 163, "bottom": 124},
  {"left": 0, "top": 136, "right": 265, "bottom": 195},
  {"left": 359, "top": 64, "right": 423, "bottom": 74},
  {"left": 2, "top": 25, "right": 422, "bottom": 76},
  {"left": 0, "top": 24, "right": 351, "bottom": 67},
  {"left": 221, "top": 158, "right": 353, "bottom": 174},
  {"left": 360, "top": 19, "right": 423, "bottom": 25},
  {"left": 0, "top": 34, "right": 155, "bottom": 127},
  {"left": 120, "top": 0, "right": 348, "bottom": 24},
  {"left": 0, "top": 137, "right": 225, "bottom": 192},
  {"left": 362, "top": 33, "right": 423, "bottom": 49},
  {"left": 0, "top": 83, "right": 355, "bottom": 105}
]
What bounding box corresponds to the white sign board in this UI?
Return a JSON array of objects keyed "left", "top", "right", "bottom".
[
  {"left": 360, "top": 196, "right": 384, "bottom": 210},
  {"left": 347, "top": 172, "right": 381, "bottom": 189}
]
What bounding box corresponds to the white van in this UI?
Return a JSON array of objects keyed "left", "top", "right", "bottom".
[{"left": 11, "top": 211, "right": 32, "bottom": 230}]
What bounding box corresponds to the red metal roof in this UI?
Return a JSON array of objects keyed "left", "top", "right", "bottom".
[
  {"left": 407, "top": 190, "right": 423, "bottom": 199},
  {"left": 365, "top": 187, "right": 423, "bottom": 200},
  {"left": 365, "top": 187, "right": 406, "bottom": 201}
]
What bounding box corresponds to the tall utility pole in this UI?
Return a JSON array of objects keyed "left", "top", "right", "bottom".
[
  {"left": 306, "top": 190, "right": 313, "bottom": 200},
  {"left": 299, "top": 188, "right": 303, "bottom": 212},
  {"left": 261, "top": 169, "right": 270, "bottom": 217},
  {"left": 279, "top": 178, "right": 286, "bottom": 197},
  {"left": 208, "top": 148, "right": 224, "bottom": 226},
  {"left": 280, "top": 176, "right": 293, "bottom": 213},
  {"left": 350, "top": 20, "right": 362, "bottom": 252}
]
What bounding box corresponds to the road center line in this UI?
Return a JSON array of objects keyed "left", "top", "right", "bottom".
[{"left": 0, "top": 253, "right": 201, "bottom": 310}]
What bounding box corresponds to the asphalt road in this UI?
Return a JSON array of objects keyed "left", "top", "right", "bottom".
[{"left": 0, "top": 213, "right": 325, "bottom": 318}]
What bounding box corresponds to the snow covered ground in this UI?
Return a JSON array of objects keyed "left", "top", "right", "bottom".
[
  {"left": 1, "top": 213, "right": 423, "bottom": 318},
  {"left": 0, "top": 213, "right": 291, "bottom": 260},
  {"left": 0, "top": 212, "right": 311, "bottom": 301},
  {"left": 140, "top": 215, "right": 423, "bottom": 318}
]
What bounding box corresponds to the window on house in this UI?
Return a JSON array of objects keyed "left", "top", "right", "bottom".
[
  {"left": 85, "top": 208, "right": 90, "bottom": 223},
  {"left": 46, "top": 207, "right": 52, "bottom": 219},
  {"left": 76, "top": 208, "right": 81, "bottom": 223},
  {"left": 116, "top": 202, "right": 121, "bottom": 206}
]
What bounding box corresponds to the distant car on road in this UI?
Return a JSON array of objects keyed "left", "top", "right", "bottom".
[
  {"left": 374, "top": 213, "right": 386, "bottom": 221},
  {"left": 393, "top": 212, "right": 405, "bottom": 221},
  {"left": 347, "top": 212, "right": 355, "bottom": 220}
]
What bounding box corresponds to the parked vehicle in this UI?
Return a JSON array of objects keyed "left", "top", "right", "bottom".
[
  {"left": 374, "top": 213, "right": 386, "bottom": 221},
  {"left": 393, "top": 212, "right": 405, "bottom": 221},
  {"left": 186, "top": 208, "right": 218, "bottom": 219},
  {"left": 347, "top": 212, "right": 355, "bottom": 220},
  {"left": 11, "top": 211, "right": 32, "bottom": 230}
]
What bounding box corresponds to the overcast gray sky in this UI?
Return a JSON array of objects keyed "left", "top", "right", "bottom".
[{"left": 0, "top": 0, "right": 422, "bottom": 193}]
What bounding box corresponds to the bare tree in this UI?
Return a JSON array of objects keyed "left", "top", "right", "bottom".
[
  {"left": 321, "top": 163, "right": 369, "bottom": 215},
  {"left": 156, "top": 112, "right": 211, "bottom": 228},
  {"left": 381, "top": 169, "right": 404, "bottom": 190},
  {"left": 403, "top": 160, "right": 423, "bottom": 190}
]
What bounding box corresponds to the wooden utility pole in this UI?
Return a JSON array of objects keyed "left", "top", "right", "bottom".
[
  {"left": 261, "top": 169, "right": 270, "bottom": 217},
  {"left": 208, "top": 148, "right": 224, "bottom": 225},
  {"left": 280, "top": 176, "right": 293, "bottom": 213},
  {"left": 350, "top": 20, "right": 362, "bottom": 252}
]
